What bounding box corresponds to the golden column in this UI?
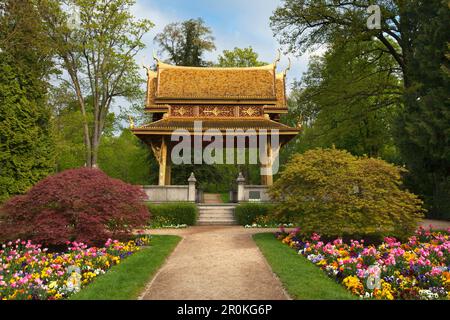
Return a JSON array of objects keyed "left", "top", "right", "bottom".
[{"left": 158, "top": 137, "right": 172, "bottom": 186}]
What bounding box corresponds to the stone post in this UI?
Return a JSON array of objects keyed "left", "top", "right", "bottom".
[
  {"left": 237, "top": 172, "right": 246, "bottom": 203},
  {"left": 188, "top": 172, "right": 197, "bottom": 202}
]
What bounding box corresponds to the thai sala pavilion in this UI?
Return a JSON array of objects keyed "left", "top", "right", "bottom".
[{"left": 131, "top": 53, "right": 300, "bottom": 194}]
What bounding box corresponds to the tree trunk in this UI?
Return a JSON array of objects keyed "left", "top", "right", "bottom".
[
  {"left": 65, "top": 61, "right": 92, "bottom": 167},
  {"left": 91, "top": 134, "right": 99, "bottom": 167}
]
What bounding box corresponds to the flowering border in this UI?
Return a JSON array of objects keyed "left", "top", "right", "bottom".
[
  {"left": 276, "top": 227, "right": 450, "bottom": 300},
  {"left": 0, "top": 236, "right": 151, "bottom": 300}
]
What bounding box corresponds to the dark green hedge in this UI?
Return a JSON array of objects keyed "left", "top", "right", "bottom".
[
  {"left": 234, "top": 203, "right": 276, "bottom": 226},
  {"left": 147, "top": 203, "right": 198, "bottom": 226}
]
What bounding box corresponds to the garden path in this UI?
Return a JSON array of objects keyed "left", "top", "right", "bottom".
[
  {"left": 140, "top": 226, "right": 289, "bottom": 300},
  {"left": 203, "top": 193, "right": 223, "bottom": 204}
]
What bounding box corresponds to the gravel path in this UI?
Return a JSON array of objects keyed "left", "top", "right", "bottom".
[{"left": 140, "top": 227, "right": 289, "bottom": 300}]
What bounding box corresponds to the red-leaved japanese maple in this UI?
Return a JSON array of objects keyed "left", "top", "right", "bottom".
[{"left": 0, "top": 168, "right": 150, "bottom": 245}]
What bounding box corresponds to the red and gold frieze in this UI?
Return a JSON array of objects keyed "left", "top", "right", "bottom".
[
  {"left": 170, "top": 106, "right": 196, "bottom": 117},
  {"left": 238, "top": 106, "right": 264, "bottom": 118},
  {"left": 169, "top": 105, "right": 265, "bottom": 118},
  {"left": 199, "top": 106, "right": 235, "bottom": 117}
]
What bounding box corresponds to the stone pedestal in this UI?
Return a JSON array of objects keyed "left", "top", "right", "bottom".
[
  {"left": 188, "top": 172, "right": 197, "bottom": 202},
  {"left": 237, "top": 173, "right": 246, "bottom": 203}
]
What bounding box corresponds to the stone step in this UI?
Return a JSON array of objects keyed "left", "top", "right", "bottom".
[
  {"left": 199, "top": 213, "right": 235, "bottom": 217},
  {"left": 196, "top": 203, "right": 238, "bottom": 226},
  {"left": 197, "top": 204, "right": 237, "bottom": 209},
  {"left": 198, "top": 215, "right": 235, "bottom": 220},
  {"left": 198, "top": 210, "right": 235, "bottom": 215},
  {"left": 198, "top": 209, "right": 235, "bottom": 213},
  {"left": 197, "top": 220, "right": 238, "bottom": 226}
]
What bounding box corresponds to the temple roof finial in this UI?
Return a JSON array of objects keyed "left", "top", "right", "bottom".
[
  {"left": 153, "top": 49, "right": 161, "bottom": 65},
  {"left": 274, "top": 49, "right": 281, "bottom": 66},
  {"left": 141, "top": 58, "right": 151, "bottom": 76},
  {"left": 284, "top": 57, "right": 291, "bottom": 76},
  {"left": 128, "top": 115, "right": 135, "bottom": 129}
]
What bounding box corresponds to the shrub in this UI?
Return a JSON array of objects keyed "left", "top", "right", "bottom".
[
  {"left": 269, "top": 148, "right": 425, "bottom": 239},
  {"left": 0, "top": 168, "right": 149, "bottom": 245},
  {"left": 147, "top": 203, "right": 198, "bottom": 226},
  {"left": 235, "top": 203, "right": 277, "bottom": 226}
]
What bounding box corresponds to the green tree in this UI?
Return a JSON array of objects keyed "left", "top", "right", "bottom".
[
  {"left": 217, "top": 47, "right": 267, "bottom": 67},
  {"left": 154, "top": 18, "right": 216, "bottom": 66},
  {"left": 40, "top": 0, "right": 153, "bottom": 167},
  {"left": 98, "top": 129, "right": 157, "bottom": 185},
  {"left": 284, "top": 39, "right": 402, "bottom": 160},
  {"left": 270, "top": 0, "right": 413, "bottom": 87},
  {"left": 394, "top": 0, "right": 450, "bottom": 218},
  {"left": 50, "top": 86, "right": 117, "bottom": 171},
  {"left": 0, "top": 0, "right": 55, "bottom": 202}
]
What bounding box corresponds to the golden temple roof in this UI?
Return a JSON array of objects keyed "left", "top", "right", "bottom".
[
  {"left": 151, "top": 61, "right": 278, "bottom": 103},
  {"left": 133, "top": 118, "right": 299, "bottom": 135}
]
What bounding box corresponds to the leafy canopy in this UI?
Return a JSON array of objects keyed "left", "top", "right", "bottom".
[
  {"left": 40, "top": 0, "right": 154, "bottom": 167},
  {"left": 217, "top": 47, "right": 267, "bottom": 67},
  {"left": 284, "top": 38, "right": 401, "bottom": 160}
]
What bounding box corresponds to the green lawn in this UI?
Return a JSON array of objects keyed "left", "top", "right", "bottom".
[
  {"left": 253, "top": 233, "right": 355, "bottom": 300},
  {"left": 220, "top": 192, "right": 230, "bottom": 203},
  {"left": 70, "top": 235, "right": 181, "bottom": 300}
]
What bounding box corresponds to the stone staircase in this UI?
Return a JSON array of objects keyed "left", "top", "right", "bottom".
[{"left": 197, "top": 204, "right": 238, "bottom": 226}]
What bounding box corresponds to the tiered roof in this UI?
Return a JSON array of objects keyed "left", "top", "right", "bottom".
[
  {"left": 146, "top": 61, "right": 288, "bottom": 112},
  {"left": 133, "top": 118, "right": 299, "bottom": 135}
]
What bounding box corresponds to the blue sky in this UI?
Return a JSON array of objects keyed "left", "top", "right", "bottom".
[{"left": 131, "top": 0, "right": 315, "bottom": 87}]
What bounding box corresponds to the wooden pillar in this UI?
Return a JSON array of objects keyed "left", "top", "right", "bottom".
[
  {"left": 159, "top": 137, "right": 169, "bottom": 186},
  {"left": 165, "top": 142, "right": 172, "bottom": 186},
  {"left": 261, "top": 137, "right": 273, "bottom": 186}
]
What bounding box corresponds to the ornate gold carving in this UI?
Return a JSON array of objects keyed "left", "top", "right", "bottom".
[
  {"left": 169, "top": 105, "right": 265, "bottom": 118},
  {"left": 199, "top": 106, "right": 234, "bottom": 117},
  {"left": 239, "top": 106, "right": 264, "bottom": 118},
  {"left": 275, "top": 76, "right": 287, "bottom": 108},
  {"left": 150, "top": 139, "right": 162, "bottom": 164},
  {"left": 171, "top": 106, "right": 195, "bottom": 117}
]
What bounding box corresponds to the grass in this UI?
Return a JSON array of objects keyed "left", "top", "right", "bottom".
[
  {"left": 253, "top": 233, "right": 355, "bottom": 300},
  {"left": 220, "top": 192, "right": 230, "bottom": 203},
  {"left": 70, "top": 235, "right": 181, "bottom": 300}
]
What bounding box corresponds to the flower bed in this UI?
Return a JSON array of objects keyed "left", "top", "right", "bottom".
[
  {"left": 245, "top": 223, "right": 294, "bottom": 229},
  {"left": 0, "top": 236, "right": 151, "bottom": 300},
  {"left": 276, "top": 227, "right": 450, "bottom": 300}
]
